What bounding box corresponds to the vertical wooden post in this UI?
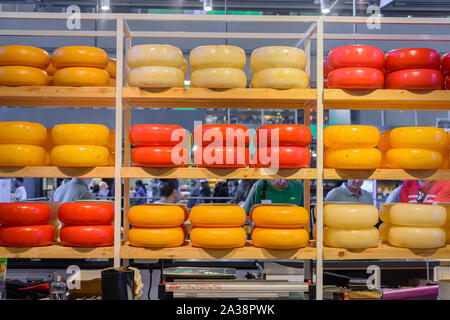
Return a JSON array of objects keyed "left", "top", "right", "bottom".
[
  {"left": 304, "top": 34, "right": 311, "bottom": 231},
  {"left": 123, "top": 104, "right": 131, "bottom": 244}
]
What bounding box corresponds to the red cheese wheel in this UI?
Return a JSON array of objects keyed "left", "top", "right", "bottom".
[
  {"left": 129, "top": 124, "right": 186, "bottom": 147},
  {"left": 442, "top": 53, "right": 450, "bottom": 73},
  {"left": 193, "top": 124, "right": 249, "bottom": 147},
  {"left": 0, "top": 225, "right": 54, "bottom": 247},
  {"left": 445, "top": 76, "right": 450, "bottom": 90},
  {"left": 58, "top": 202, "right": 114, "bottom": 225},
  {"left": 256, "top": 124, "right": 312, "bottom": 147},
  {"left": 324, "top": 59, "right": 331, "bottom": 77},
  {"left": 327, "top": 67, "right": 384, "bottom": 89},
  {"left": 327, "top": 45, "right": 384, "bottom": 70},
  {"left": 0, "top": 203, "right": 51, "bottom": 225},
  {"left": 385, "top": 68, "right": 443, "bottom": 90},
  {"left": 385, "top": 48, "right": 441, "bottom": 73},
  {"left": 60, "top": 225, "right": 114, "bottom": 247},
  {"left": 256, "top": 146, "right": 310, "bottom": 168},
  {"left": 194, "top": 146, "right": 249, "bottom": 168},
  {"left": 131, "top": 146, "right": 189, "bottom": 167}
]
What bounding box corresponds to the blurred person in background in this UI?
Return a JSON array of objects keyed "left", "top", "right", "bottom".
[
  {"left": 134, "top": 180, "right": 147, "bottom": 205},
  {"left": 385, "top": 182, "right": 404, "bottom": 203},
  {"left": 156, "top": 179, "right": 180, "bottom": 204},
  {"left": 200, "top": 180, "right": 211, "bottom": 203},
  {"left": 13, "top": 178, "right": 27, "bottom": 201},
  {"left": 231, "top": 179, "right": 257, "bottom": 206},
  {"left": 187, "top": 180, "right": 200, "bottom": 209},
  {"left": 324, "top": 179, "right": 372, "bottom": 205},
  {"left": 399, "top": 180, "right": 450, "bottom": 204},
  {"left": 51, "top": 178, "right": 95, "bottom": 203},
  {"left": 213, "top": 181, "right": 229, "bottom": 203},
  {"left": 98, "top": 181, "right": 109, "bottom": 200}
]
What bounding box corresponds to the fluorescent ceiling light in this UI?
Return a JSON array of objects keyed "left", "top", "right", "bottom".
[
  {"left": 322, "top": 8, "right": 330, "bottom": 14},
  {"left": 203, "top": 0, "right": 212, "bottom": 11},
  {"left": 101, "top": 0, "right": 110, "bottom": 11}
]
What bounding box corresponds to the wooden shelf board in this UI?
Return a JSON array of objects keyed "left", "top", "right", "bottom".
[
  {"left": 324, "top": 169, "right": 450, "bottom": 180},
  {"left": 0, "top": 166, "right": 115, "bottom": 178},
  {"left": 0, "top": 245, "right": 114, "bottom": 259}
]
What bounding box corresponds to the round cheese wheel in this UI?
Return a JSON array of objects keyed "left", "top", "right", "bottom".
[
  {"left": 446, "top": 76, "right": 450, "bottom": 90},
  {"left": 256, "top": 124, "right": 312, "bottom": 147},
  {"left": 190, "top": 204, "right": 246, "bottom": 227},
  {"left": 390, "top": 127, "right": 447, "bottom": 150},
  {"left": 327, "top": 67, "right": 384, "bottom": 89},
  {"left": 52, "top": 124, "right": 109, "bottom": 146},
  {"left": 324, "top": 203, "right": 378, "bottom": 228},
  {"left": 324, "top": 125, "right": 380, "bottom": 149},
  {"left": 379, "top": 223, "right": 391, "bottom": 242},
  {"left": 58, "top": 202, "right": 114, "bottom": 226},
  {"left": 379, "top": 203, "right": 446, "bottom": 227},
  {"left": 60, "top": 225, "right": 113, "bottom": 247},
  {"left": 256, "top": 146, "right": 311, "bottom": 169},
  {"left": 388, "top": 226, "right": 445, "bottom": 249},
  {"left": 53, "top": 67, "right": 109, "bottom": 86},
  {"left": 327, "top": 45, "right": 384, "bottom": 70},
  {"left": 194, "top": 146, "right": 249, "bottom": 168},
  {"left": 0, "top": 66, "right": 48, "bottom": 86},
  {"left": 324, "top": 148, "right": 382, "bottom": 169},
  {"left": 190, "top": 45, "right": 245, "bottom": 71},
  {"left": 0, "top": 225, "right": 54, "bottom": 247},
  {"left": 129, "top": 227, "right": 185, "bottom": 248},
  {"left": 45, "top": 62, "right": 57, "bottom": 76},
  {"left": 251, "top": 227, "right": 309, "bottom": 249},
  {"left": 193, "top": 124, "right": 250, "bottom": 147},
  {"left": 250, "top": 46, "right": 307, "bottom": 73},
  {"left": 442, "top": 52, "right": 450, "bottom": 73},
  {"left": 378, "top": 130, "right": 391, "bottom": 152},
  {"left": 0, "top": 121, "right": 47, "bottom": 146},
  {"left": 324, "top": 227, "right": 380, "bottom": 249},
  {"left": 180, "top": 58, "right": 188, "bottom": 75},
  {"left": 190, "top": 68, "right": 246, "bottom": 89},
  {"left": 0, "top": 144, "right": 45, "bottom": 166},
  {"left": 190, "top": 227, "right": 246, "bottom": 249},
  {"left": 385, "top": 68, "right": 443, "bottom": 90},
  {"left": 385, "top": 48, "right": 441, "bottom": 73},
  {"left": 324, "top": 59, "right": 331, "bottom": 77},
  {"left": 252, "top": 68, "right": 309, "bottom": 89},
  {"left": 130, "top": 124, "right": 186, "bottom": 147},
  {"left": 105, "top": 58, "right": 116, "bottom": 78},
  {"left": 127, "top": 66, "right": 184, "bottom": 88},
  {"left": 0, "top": 203, "right": 51, "bottom": 225},
  {"left": 131, "top": 146, "right": 189, "bottom": 167},
  {"left": 250, "top": 205, "right": 308, "bottom": 228},
  {"left": 108, "top": 77, "right": 116, "bottom": 87},
  {"left": 128, "top": 204, "right": 188, "bottom": 228},
  {"left": 51, "top": 46, "right": 108, "bottom": 69},
  {"left": 0, "top": 45, "right": 49, "bottom": 69},
  {"left": 385, "top": 148, "right": 443, "bottom": 169},
  {"left": 126, "top": 44, "right": 184, "bottom": 69},
  {"left": 51, "top": 145, "right": 109, "bottom": 167}
]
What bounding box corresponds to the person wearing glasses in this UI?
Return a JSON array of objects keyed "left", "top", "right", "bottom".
[{"left": 399, "top": 180, "right": 450, "bottom": 204}]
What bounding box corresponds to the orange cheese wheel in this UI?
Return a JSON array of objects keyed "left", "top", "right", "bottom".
[
  {"left": 105, "top": 58, "right": 116, "bottom": 78},
  {"left": 324, "top": 125, "right": 380, "bottom": 149},
  {"left": 51, "top": 145, "right": 109, "bottom": 167},
  {"left": 390, "top": 127, "right": 447, "bottom": 150},
  {"left": 52, "top": 124, "right": 109, "bottom": 146},
  {"left": 0, "top": 144, "right": 45, "bottom": 166},
  {"left": 190, "top": 204, "right": 245, "bottom": 227},
  {"left": 250, "top": 204, "right": 309, "bottom": 228},
  {"left": 128, "top": 204, "right": 188, "bottom": 228},
  {"left": 324, "top": 203, "right": 379, "bottom": 228},
  {"left": 379, "top": 223, "right": 391, "bottom": 242},
  {"left": 324, "top": 148, "right": 382, "bottom": 169},
  {"left": 379, "top": 203, "right": 446, "bottom": 227},
  {"left": 378, "top": 130, "right": 391, "bottom": 151},
  {"left": 45, "top": 62, "right": 58, "bottom": 76},
  {"left": 0, "top": 45, "right": 49, "bottom": 69},
  {"left": 385, "top": 148, "right": 443, "bottom": 169},
  {"left": 324, "top": 227, "right": 379, "bottom": 249},
  {"left": 53, "top": 67, "right": 109, "bottom": 86},
  {"left": 0, "top": 66, "right": 48, "bottom": 86},
  {"left": 190, "top": 227, "right": 246, "bottom": 249},
  {"left": 388, "top": 226, "right": 446, "bottom": 249},
  {"left": 51, "top": 46, "right": 108, "bottom": 69},
  {"left": 129, "top": 227, "right": 186, "bottom": 248},
  {"left": 251, "top": 227, "right": 309, "bottom": 249},
  {"left": 0, "top": 121, "right": 47, "bottom": 146}
]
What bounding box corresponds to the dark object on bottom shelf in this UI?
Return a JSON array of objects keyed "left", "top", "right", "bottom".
[
  {"left": 6, "top": 280, "right": 50, "bottom": 300},
  {"left": 101, "top": 267, "right": 135, "bottom": 300}
]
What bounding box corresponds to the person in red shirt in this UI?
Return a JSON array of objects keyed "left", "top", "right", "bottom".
[{"left": 399, "top": 180, "right": 450, "bottom": 204}]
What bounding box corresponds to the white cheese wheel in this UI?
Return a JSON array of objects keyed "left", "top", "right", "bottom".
[
  {"left": 126, "top": 44, "right": 184, "bottom": 69},
  {"left": 252, "top": 68, "right": 309, "bottom": 89},
  {"left": 380, "top": 203, "right": 447, "bottom": 227},
  {"left": 190, "top": 45, "right": 245, "bottom": 71},
  {"left": 324, "top": 227, "right": 380, "bottom": 249},
  {"left": 388, "top": 226, "right": 446, "bottom": 249},
  {"left": 251, "top": 46, "right": 307, "bottom": 73},
  {"left": 127, "top": 66, "right": 184, "bottom": 88},
  {"left": 324, "top": 203, "right": 379, "bottom": 228},
  {"left": 190, "top": 68, "right": 246, "bottom": 89}
]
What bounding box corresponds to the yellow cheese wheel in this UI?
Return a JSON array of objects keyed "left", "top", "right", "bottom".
[
  {"left": 388, "top": 226, "right": 445, "bottom": 249},
  {"left": 190, "top": 68, "right": 246, "bottom": 89},
  {"left": 324, "top": 227, "right": 380, "bottom": 249},
  {"left": 190, "top": 45, "right": 245, "bottom": 71},
  {"left": 52, "top": 124, "right": 109, "bottom": 146},
  {"left": 390, "top": 127, "right": 447, "bottom": 150},
  {"left": 251, "top": 227, "right": 309, "bottom": 249},
  {"left": 51, "top": 46, "right": 108, "bottom": 69},
  {"left": 190, "top": 227, "right": 246, "bottom": 249},
  {"left": 0, "top": 144, "right": 45, "bottom": 166},
  {"left": 379, "top": 203, "right": 446, "bottom": 227},
  {"left": 437, "top": 203, "right": 450, "bottom": 227},
  {"left": 128, "top": 204, "right": 188, "bottom": 227},
  {"left": 190, "top": 204, "right": 246, "bottom": 227},
  {"left": 252, "top": 68, "right": 309, "bottom": 89},
  {"left": 45, "top": 62, "right": 57, "bottom": 76},
  {"left": 126, "top": 45, "right": 184, "bottom": 69},
  {"left": 127, "top": 66, "right": 184, "bottom": 88},
  {"left": 51, "top": 145, "right": 109, "bottom": 167},
  {"left": 53, "top": 67, "right": 109, "bottom": 86},
  {"left": 105, "top": 58, "right": 116, "bottom": 78},
  {"left": 0, "top": 121, "right": 47, "bottom": 146},
  {"left": 385, "top": 148, "right": 443, "bottom": 169},
  {"left": 324, "top": 203, "right": 379, "bottom": 228},
  {"left": 378, "top": 130, "right": 391, "bottom": 152},
  {"left": 129, "top": 227, "right": 185, "bottom": 248},
  {"left": 251, "top": 46, "right": 307, "bottom": 73},
  {"left": 0, "top": 66, "right": 48, "bottom": 86},
  {"left": 250, "top": 204, "right": 309, "bottom": 228},
  {"left": 0, "top": 45, "right": 49, "bottom": 69},
  {"left": 379, "top": 223, "right": 391, "bottom": 242},
  {"left": 324, "top": 148, "right": 382, "bottom": 169},
  {"left": 324, "top": 125, "right": 380, "bottom": 149}
]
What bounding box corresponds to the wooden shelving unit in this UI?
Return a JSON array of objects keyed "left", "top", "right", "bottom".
[
  {"left": 0, "top": 245, "right": 114, "bottom": 259},
  {"left": 0, "top": 166, "right": 115, "bottom": 178}
]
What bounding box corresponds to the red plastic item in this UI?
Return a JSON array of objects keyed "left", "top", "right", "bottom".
[
  {"left": 131, "top": 146, "right": 189, "bottom": 167},
  {"left": 256, "top": 124, "right": 312, "bottom": 147},
  {"left": 256, "top": 146, "right": 311, "bottom": 169},
  {"left": 385, "top": 48, "right": 441, "bottom": 73},
  {"left": 129, "top": 124, "right": 186, "bottom": 147},
  {"left": 60, "top": 225, "right": 114, "bottom": 247},
  {"left": 193, "top": 124, "right": 249, "bottom": 147},
  {"left": 0, "top": 225, "right": 54, "bottom": 247},
  {"left": 327, "top": 67, "right": 384, "bottom": 89},
  {"left": 442, "top": 53, "right": 450, "bottom": 73},
  {"left": 0, "top": 203, "right": 51, "bottom": 225},
  {"left": 385, "top": 68, "right": 443, "bottom": 90},
  {"left": 194, "top": 146, "right": 249, "bottom": 168},
  {"left": 327, "top": 45, "right": 384, "bottom": 70},
  {"left": 58, "top": 202, "right": 114, "bottom": 225}
]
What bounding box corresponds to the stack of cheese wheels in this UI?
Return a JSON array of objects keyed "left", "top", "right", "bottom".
[
  {"left": 250, "top": 204, "right": 309, "bottom": 249},
  {"left": 193, "top": 124, "right": 250, "bottom": 168},
  {"left": 323, "top": 202, "right": 379, "bottom": 249},
  {"left": 255, "top": 124, "right": 312, "bottom": 169},
  {"left": 437, "top": 203, "right": 450, "bottom": 244},
  {"left": 51, "top": 46, "right": 109, "bottom": 86},
  {"left": 51, "top": 123, "right": 110, "bottom": 167},
  {"left": 128, "top": 204, "right": 188, "bottom": 248},
  {"left": 385, "top": 48, "right": 442, "bottom": 90},
  {"left": 126, "top": 44, "right": 185, "bottom": 88},
  {"left": 0, "top": 121, "right": 47, "bottom": 166},
  {"left": 130, "top": 124, "right": 189, "bottom": 167},
  {"left": 58, "top": 202, "right": 114, "bottom": 247},
  {"left": 106, "top": 58, "right": 116, "bottom": 87},
  {"left": 190, "top": 45, "right": 246, "bottom": 88},
  {"left": 250, "top": 46, "right": 309, "bottom": 89},
  {"left": 0, "top": 203, "right": 54, "bottom": 247},
  {"left": 327, "top": 45, "right": 384, "bottom": 89},
  {"left": 190, "top": 204, "right": 246, "bottom": 249},
  {"left": 443, "top": 53, "right": 450, "bottom": 90},
  {"left": 385, "top": 127, "right": 447, "bottom": 169},
  {"left": 324, "top": 125, "right": 382, "bottom": 169},
  {"left": 380, "top": 203, "right": 446, "bottom": 249},
  {"left": 0, "top": 45, "right": 49, "bottom": 86}
]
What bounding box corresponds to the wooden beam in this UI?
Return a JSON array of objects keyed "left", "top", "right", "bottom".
[
  {"left": 324, "top": 169, "right": 450, "bottom": 180},
  {"left": 0, "top": 166, "right": 114, "bottom": 178},
  {"left": 0, "top": 245, "right": 114, "bottom": 259}
]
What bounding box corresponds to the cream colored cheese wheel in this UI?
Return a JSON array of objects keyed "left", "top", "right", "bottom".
[
  {"left": 128, "top": 204, "right": 188, "bottom": 228},
  {"left": 128, "top": 66, "right": 184, "bottom": 88},
  {"left": 180, "top": 58, "right": 188, "bottom": 75},
  {"left": 190, "top": 68, "right": 246, "bottom": 89},
  {"left": 385, "top": 148, "right": 443, "bottom": 169},
  {"left": 250, "top": 204, "right": 309, "bottom": 228},
  {"left": 190, "top": 204, "right": 245, "bottom": 227},
  {"left": 126, "top": 44, "right": 184, "bottom": 69},
  {"left": 190, "top": 45, "right": 245, "bottom": 71},
  {"left": 379, "top": 203, "right": 446, "bottom": 227},
  {"left": 51, "top": 145, "right": 109, "bottom": 167},
  {"left": 52, "top": 124, "right": 109, "bottom": 146},
  {"left": 0, "top": 45, "right": 49, "bottom": 69},
  {"left": 252, "top": 68, "right": 309, "bottom": 89},
  {"left": 251, "top": 46, "right": 307, "bottom": 73},
  {"left": 0, "top": 66, "right": 48, "bottom": 86},
  {"left": 53, "top": 67, "right": 109, "bottom": 86},
  {"left": 129, "top": 227, "right": 186, "bottom": 248},
  {"left": 251, "top": 227, "right": 309, "bottom": 249},
  {"left": 324, "top": 148, "right": 382, "bottom": 169},
  {"left": 324, "top": 125, "right": 380, "bottom": 149},
  {"left": 190, "top": 227, "right": 246, "bottom": 249},
  {"left": 0, "top": 144, "right": 45, "bottom": 166},
  {"left": 324, "top": 203, "right": 379, "bottom": 228},
  {"left": 324, "top": 227, "right": 380, "bottom": 249},
  {"left": 388, "top": 226, "right": 446, "bottom": 249},
  {"left": 0, "top": 121, "right": 47, "bottom": 146},
  {"left": 390, "top": 127, "right": 447, "bottom": 150},
  {"left": 379, "top": 223, "right": 391, "bottom": 242}
]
